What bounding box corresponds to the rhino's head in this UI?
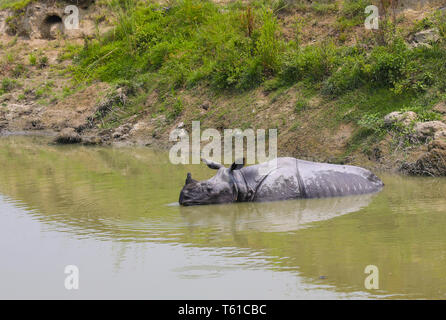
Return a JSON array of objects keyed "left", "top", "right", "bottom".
[{"left": 179, "top": 158, "right": 245, "bottom": 206}]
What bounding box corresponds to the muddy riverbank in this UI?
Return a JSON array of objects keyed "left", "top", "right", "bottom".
[{"left": 2, "top": 0, "right": 446, "bottom": 176}]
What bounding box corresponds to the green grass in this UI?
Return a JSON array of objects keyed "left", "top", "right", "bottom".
[
  {"left": 28, "top": 53, "right": 37, "bottom": 66},
  {"left": 73, "top": 0, "right": 287, "bottom": 92},
  {"left": 0, "top": 77, "right": 18, "bottom": 95},
  {"left": 68, "top": 0, "right": 446, "bottom": 148},
  {"left": 294, "top": 97, "right": 309, "bottom": 113},
  {"left": 336, "top": 0, "right": 369, "bottom": 31},
  {"left": 311, "top": 1, "right": 338, "bottom": 15},
  {"left": 0, "top": 0, "right": 33, "bottom": 10}
]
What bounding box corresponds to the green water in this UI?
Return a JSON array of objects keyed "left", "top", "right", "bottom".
[{"left": 1, "top": 135, "right": 446, "bottom": 299}]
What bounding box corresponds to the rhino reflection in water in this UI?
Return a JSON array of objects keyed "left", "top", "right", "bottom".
[
  {"left": 179, "top": 157, "right": 383, "bottom": 206},
  {"left": 180, "top": 193, "right": 376, "bottom": 233}
]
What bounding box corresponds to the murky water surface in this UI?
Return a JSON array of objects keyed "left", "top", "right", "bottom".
[{"left": 1, "top": 136, "right": 446, "bottom": 299}]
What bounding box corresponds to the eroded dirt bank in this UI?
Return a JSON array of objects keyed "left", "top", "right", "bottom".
[{"left": 1, "top": 0, "right": 446, "bottom": 176}]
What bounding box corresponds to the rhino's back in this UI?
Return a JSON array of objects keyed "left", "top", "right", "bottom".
[
  {"left": 243, "top": 158, "right": 383, "bottom": 202},
  {"left": 297, "top": 160, "right": 383, "bottom": 198},
  {"left": 244, "top": 158, "right": 302, "bottom": 202}
]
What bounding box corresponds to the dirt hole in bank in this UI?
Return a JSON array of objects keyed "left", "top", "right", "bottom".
[{"left": 40, "top": 15, "right": 64, "bottom": 39}]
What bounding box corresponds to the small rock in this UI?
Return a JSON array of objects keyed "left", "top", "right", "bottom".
[
  {"left": 429, "top": 139, "right": 446, "bottom": 151},
  {"left": 55, "top": 128, "right": 81, "bottom": 144},
  {"left": 201, "top": 102, "right": 210, "bottom": 110},
  {"left": 383, "top": 111, "right": 417, "bottom": 127},
  {"left": 112, "top": 131, "right": 122, "bottom": 139},
  {"left": 112, "top": 123, "right": 132, "bottom": 139},
  {"left": 411, "top": 28, "right": 440, "bottom": 47},
  {"left": 177, "top": 128, "right": 188, "bottom": 139},
  {"left": 434, "top": 130, "right": 446, "bottom": 141},
  {"left": 82, "top": 136, "right": 102, "bottom": 145},
  {"left": 413, "top": 121, "right": 446, "bottom": 140},
  {"left": 130, "top": 121, "right": 146, "bottom": 133},
  {"left": 176, "top": 121, "right": 185, "bottom": 129},
  {"left": 433, "top": 102, "right": 446, "bottom": 114},
  {"left": 151, "top": 115, "right": 166, "bottom": 124},
  {"left": 406, "top": 148, "right": 446, "bottom": 176}
]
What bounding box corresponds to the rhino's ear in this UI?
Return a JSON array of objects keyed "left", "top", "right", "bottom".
[
  {"left": 185, "top": 172, "right": 197, "bottom": 185},
  {"left": 201, "top": 158, "right": 224, "bottom": 170},
  {"left": 230, "top": 158, "right": 245, "bottom": 171}
]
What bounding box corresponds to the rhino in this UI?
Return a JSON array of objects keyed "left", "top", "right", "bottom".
[{"left": 179, "top": 157, "right": 384, "bottom": 206}]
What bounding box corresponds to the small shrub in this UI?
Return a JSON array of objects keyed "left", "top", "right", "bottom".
[
  {"left": 12, "top": 63, "right": 26, "bottom": 77},
  {"left": 322, "top": 56, "right": 365, "bottom": 96},
  {"left": 263, "top": 77, "right": 283, "bottom": 92},
  {"left": 412, "top": 16, "right": 435, "bottom": 33},
  {"left": 29, "top": 53, "right": 37, "bottom": 66},
  {"left": 434, "top": 10, "right": 446, "bottom": 41},
  {"left": 366, "top": 39, "right": 410, "bottom": 88},
  {"left": 280, "top": 43, "right": 338, "bottom": 83},
  {"left": 34, "top": 87, "right": 45, "bottom": 98},
  {"left": 311, "top": 1, "right": 338, "bottom": 15},
  {"left": 168, "top": 97, "right": 184, "bottom": 119},
  {"left": 1, "top": 77, "right": 17, "bottom": 93},
  {"left": 336, "top": 0, "right": 369, "bottom": 30},
  {"left": 357, "top": 113, "right": 385, "bottom": 134},
  {"left": 294, "top": 98, "right": 309, "bottom": 113},
  {"left": 254, "top": 9, "right": 284, "bottom": 75},
  {"left": 290, "top": 121, "right": 300, "bottom": 131},
  {"left": 6, "top": 53, "right": 14, "bottom": 63},
  {"left": 210, "top": 38, "right": 256, "bottom": 89},
  {"left": 38, "top": 55, "right": 49, "bottom": 68},
  {"left": 341, "top": 0, "right": 369, "bottom": 20}
]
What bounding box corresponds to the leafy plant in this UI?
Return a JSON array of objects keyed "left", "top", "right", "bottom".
[
  {"left": 38, "top": 55, "right": 49, "bottom": 68},
  {"left": 28, "top": 53, "right": 37, "bottom": 65},
  {"left": 0, "top": 77, "right": 17, "bottom": 94}
]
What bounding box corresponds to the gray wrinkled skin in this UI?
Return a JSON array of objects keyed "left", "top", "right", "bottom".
[{"left": 179, "top": 157, "right": 384, "bottom": 206}]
